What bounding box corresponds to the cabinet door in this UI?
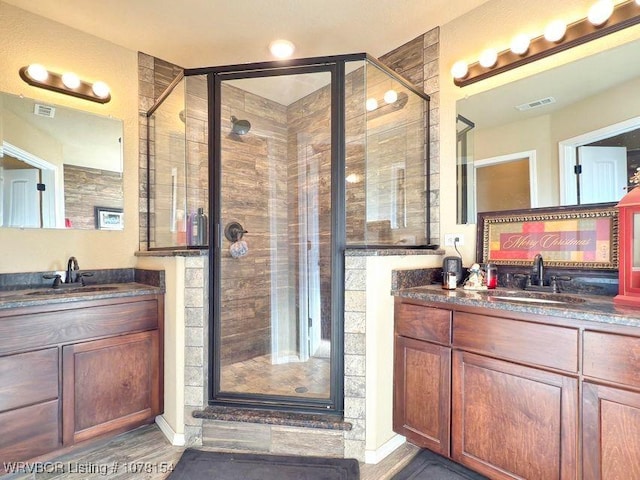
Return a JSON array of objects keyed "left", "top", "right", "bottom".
[
  {"left": 393, "top": 335, "right": 451, "bottom": 455},
  {"left": 452, "top": 351, "right": 578, "bottom": 480},
  {"left": 62, "top": 330, "right": 160, "bottom": 444},
  {"left": 583, "top": 382, "right": 640, "bottom": 480}
]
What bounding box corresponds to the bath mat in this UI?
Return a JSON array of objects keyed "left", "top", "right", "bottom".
[
  {"left": 167, "top": 448, "right": 359, "bottom": 480},
  {"left": 392, "top": 449, "right": 487, "bottom": 480}
]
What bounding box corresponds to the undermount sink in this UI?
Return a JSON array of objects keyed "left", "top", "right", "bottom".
[
  {"left": 25, "top": 285, "right": 120, "bottom": 296},
  {"left": 474, "top": 289, "right": 586, "bottom": 305}
]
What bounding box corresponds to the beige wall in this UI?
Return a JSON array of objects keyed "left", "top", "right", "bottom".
[
  {"left": 0, "top": 2, "right": 139, "bottom": 273},
  {"left": 135, "top": 255, "right": 186, "bottom": 439},
  {"left": 364, "top": 255, "right": 441, "bottom": 455},
  {"left": 440, "top": 0, "right": 640, "bottom": 265}
]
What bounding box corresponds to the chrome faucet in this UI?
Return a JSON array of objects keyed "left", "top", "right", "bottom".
[
  {"left": 66, "top": 256, "right": 79, "bottom": 283},
  {"left": 532, "top": 253, "right": 544, "bottom": 287}
]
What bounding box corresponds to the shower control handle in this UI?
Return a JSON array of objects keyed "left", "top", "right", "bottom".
[{"left": 224, "top": 222, "right": 248, "bottom": 242}]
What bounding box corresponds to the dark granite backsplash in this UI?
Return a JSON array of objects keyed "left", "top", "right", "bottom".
[
  {"left": 391, "top": 265, "right": 618, "bottom": 297},
  {"left": 391, "top": 268, "right": 441, "bottom": 291},
  {"left": 0, "top": 268, "right": 164, "bottom": 291}
]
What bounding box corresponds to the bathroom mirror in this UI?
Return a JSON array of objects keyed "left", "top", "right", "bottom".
[
  {"left": 457, "top": 38, "right": 640, "bottom": 224},
  {"left": 0, "top": 91, "right": 123, "bottom": 229}
]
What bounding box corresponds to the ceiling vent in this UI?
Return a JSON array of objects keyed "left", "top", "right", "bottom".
[
  {"left": 515, "top": 96, "right": 556, "bottom": 111},
  {"left": 33, "top": 103, "right": 55, "bottom": 118}
]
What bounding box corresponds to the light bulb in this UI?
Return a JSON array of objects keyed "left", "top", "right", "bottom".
[
  {"left": 365, "top": 98, "right": 378, "bottom": 111},
  {"left": 383, "top": 89, "right": 398, "bottom": 104},
  {"left": 510, "top": 34, "right": 531, "bottom": 55},
  {"left": 479, "top": 49, "right": 498, "bottom": 68},
  {"left": 588, "top": 0, "right": 614, "bottom": 26},
  {"left": 269, "top": 39, "right": 295, "bottom": 59},
  {"left": 92, "top": 81, "right": 110, "bottom": 98},
  {"left": 451, "top": 60, "right": 469, "bottom": 80},
  {"left": 544, "top": 20, "right": 567, "bottom": 42},
  {"left": 26, "top": 64, "right": 48, "bottom": 82},
  {"left": 62, "top": 72, "right": 81, "bottom": 89}
]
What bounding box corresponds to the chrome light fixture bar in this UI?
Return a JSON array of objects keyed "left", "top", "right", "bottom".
[
  {"left": 19, "top": 64, "right": 111, "bottom": 104},
  {"left": 453, "top": 0, "right": 640, "bottom": 87}
]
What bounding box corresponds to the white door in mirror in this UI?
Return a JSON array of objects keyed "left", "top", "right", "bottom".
[{"left": 2, "top": 169, "right": 40, "bottom": 228}]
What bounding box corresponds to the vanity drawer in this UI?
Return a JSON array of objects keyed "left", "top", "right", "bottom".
[
  {"left": 0, "top": 399, "right": 60, "bottom": 462},
  {"left": 453, "top": 312, "right": 579, "bottom": 372},
  {"left": 0, "top": 297, "right": 159, "bottom": 355},
  {"left": 0, "top": 348, "right": 58, "bottom": 412},
  {"left": 584, "top": 331, "right": 640, "bottom": 388},
  {"left": 396, "top": 302, "right": 451, "bottom": 345}
]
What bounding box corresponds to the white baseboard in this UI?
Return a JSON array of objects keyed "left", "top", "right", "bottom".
[
  {"left": 155, "top": 415, "right": 186, "bottom": 446},
  {"left": 364, "top": 434, "right": 406, "bottom": 464}
]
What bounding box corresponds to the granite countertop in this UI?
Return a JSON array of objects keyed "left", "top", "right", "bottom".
[
  {"left": 0, "top": 282, "right": 163, "bottom": 310},
  {"left": 394, "top": 284, "right": 640, "bottom": 328}
]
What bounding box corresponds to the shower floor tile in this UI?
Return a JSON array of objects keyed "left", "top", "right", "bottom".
[{"left": 221, "top": 343, "right": 330, "bottom": 398}]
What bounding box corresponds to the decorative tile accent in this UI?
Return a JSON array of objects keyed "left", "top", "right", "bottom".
[
  {"left": 271, "top": 426, "right": 344, "bottom": 458},
  {"left": 203, "top": 420, "right": 272, "bottom": 453}
]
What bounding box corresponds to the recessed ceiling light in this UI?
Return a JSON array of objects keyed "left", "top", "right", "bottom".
[{"left": 269, "top": 39, "right": 295, "bottom": 59}]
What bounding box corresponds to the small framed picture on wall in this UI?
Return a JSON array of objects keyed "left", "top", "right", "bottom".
[{"left": 95, "top": 206, "right": 124, "bottom": 230}]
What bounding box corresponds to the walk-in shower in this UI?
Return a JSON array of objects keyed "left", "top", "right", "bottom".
[{"left": 146, "top": 54, "right": 430, "bottom": 414}]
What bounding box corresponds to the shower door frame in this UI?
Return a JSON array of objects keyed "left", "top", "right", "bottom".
[{"left": 192, "top": 56, "right": 350, "bottom": 414}]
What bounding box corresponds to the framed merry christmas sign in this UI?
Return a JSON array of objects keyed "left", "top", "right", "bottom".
[{"left": 476, "top": 203, "right": 618, "bottom": 269}]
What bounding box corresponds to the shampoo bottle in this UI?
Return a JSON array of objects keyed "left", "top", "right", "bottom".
[{"left": 195, "top": 207, "right": 208, "bottom": 246}]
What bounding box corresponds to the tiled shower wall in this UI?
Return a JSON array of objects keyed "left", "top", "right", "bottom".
[
  {"left": 138, "top": 54, "right": 208, "bottom": 249},
  {"left": 138, "top": 27, "right": 441, "bottom": 249},
  {"left": 63, "top": 165, "right": 122, "bottom": 229},
  {"left": 218, "top": 83, "right": 288, "bottom": 366},
  {"left": 379, "top": 28, "right": 441, "bottom": 244}
]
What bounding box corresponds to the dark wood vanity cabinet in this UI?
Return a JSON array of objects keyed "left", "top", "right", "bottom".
[
  {"left": 582, "top": 331, "right": 640, "bottom": 480},
  {"left": 0, "top": 294, "right": 163, "bottom": 465},
  {"left": 393, "top": 303, "right": 452, "bottom": 456},
  {"left": 0, "top": 348, "right": 61, "bottom": 462},
  {"left": 452, "top": 351, "right": 577, "bottom": 480},
  {"left": 394, "top": 335, "right": 451, "bottom": 455},
  {"left": 394, "top": 297, "right": 640, "bottom": 480},
  {"left": 62, "top": 329, "right": 161, "bottom": 444}
]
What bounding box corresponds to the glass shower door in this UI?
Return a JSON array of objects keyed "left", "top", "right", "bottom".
[{"left": 215, "top": 67, "right": 335, "bottom": 406}]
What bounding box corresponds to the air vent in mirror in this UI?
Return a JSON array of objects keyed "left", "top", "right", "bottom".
[{"left": 515, "top": 96, "right": 556, "bottom": 111}]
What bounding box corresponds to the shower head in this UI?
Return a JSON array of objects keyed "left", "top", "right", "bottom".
[{"left": 231, "top": 116, "right": 251, "bottom": 135}]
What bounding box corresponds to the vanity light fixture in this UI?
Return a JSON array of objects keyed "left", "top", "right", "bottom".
[
  {"left": 19, "top": 64, "right": 111, "bottom": 103},
  {"left": 588, "top": 0, "right": 615, "bottom": 25},
  {"left": 510, "top": 33, "right": 531, "bottom": 55},
  {"left": 544, "top": 20, "right": 568, "bottom": 42},
  {"left": 451, "top": 60, "right": 469, "bottom": 80},
  {"left": 453, "top": 0, "right": 640, "bottom": 87},
  {"left": 365, "top": 98, "right": 379, "bottom": 111},
  {"left": 479, "top": 48, "right": 499, "bottom": 67},
  {"left": 365, "top": 91, "right": 409, "bottom": 118},
  {"left": 383, "top": 89, "right": 398, "bottom": 104}
]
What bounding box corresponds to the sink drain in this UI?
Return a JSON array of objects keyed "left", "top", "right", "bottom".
[{"left": 295, "top": 386, "right": 308, "bottom": 393}]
